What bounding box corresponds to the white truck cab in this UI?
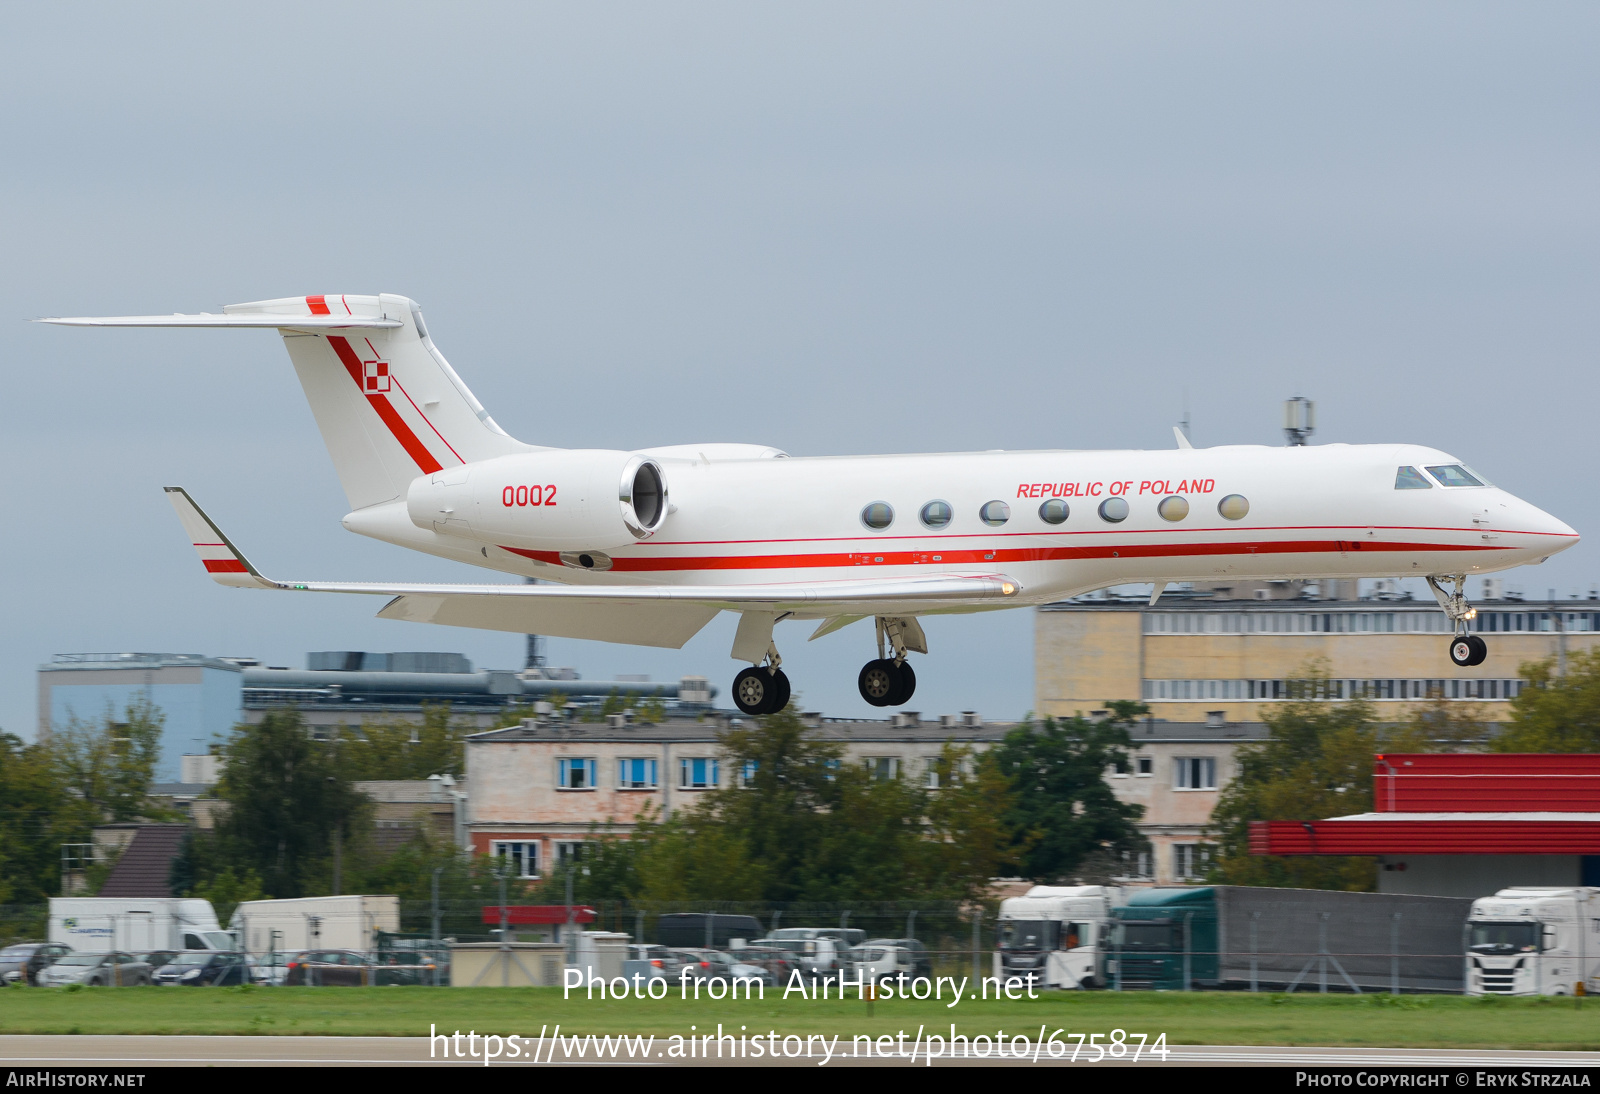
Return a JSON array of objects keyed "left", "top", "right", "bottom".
[
  {"left": 995, "top": 885, "right": 1121, "bottom": 990},
  {"left": 1466, "top": 887, "right": 1600, "bottom": 996}
]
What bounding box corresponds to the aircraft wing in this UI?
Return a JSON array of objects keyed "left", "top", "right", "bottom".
[{"left": 164, "top": 488, "right": 1022, "bottom": 648}]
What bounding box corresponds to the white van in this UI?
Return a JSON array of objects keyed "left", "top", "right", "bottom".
[
  {"left": 49, "top": 898, "right": 228, "bottom": 954},
  {"left": 1467, "top": 887, "right": 1600, "bottom": 996},
  {"left": 854, "top": 943, "right": 915, "bottom": 986}
]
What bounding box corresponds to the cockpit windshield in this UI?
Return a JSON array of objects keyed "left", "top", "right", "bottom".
[
  {"left": 1467, "top": 920, "right": 1540, "bottom": 954},
  {"left": 1395, "top": 466, "right": 1432, "bottom": 490},
  {"left": 1426, "top": 464, "right": 1487, "bottom": 488}
]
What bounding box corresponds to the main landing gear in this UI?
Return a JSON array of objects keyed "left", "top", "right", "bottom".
[
  {"left": 1430, "top": 574, "right": 1488, "bottom": 667},
  {"left": 727, "top": 615, "right": 927, "bottom": 716},
  {"left": 857, "top": 617, "right": 924, "bottom": 708},
  {"left": 732, "top": 658, "right": 790, "bottom": 716}
]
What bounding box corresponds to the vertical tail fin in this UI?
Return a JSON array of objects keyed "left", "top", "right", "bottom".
[{"left": 230, "top": 294, "right": 528, "bottom": 509}]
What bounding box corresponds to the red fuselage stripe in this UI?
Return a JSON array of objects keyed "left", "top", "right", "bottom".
[
  {"left": 326, "top": 335, "right": 443, "bottom": 475},
  {"left": 497, "top": 538, "right": 1506, "bottom": 573}
]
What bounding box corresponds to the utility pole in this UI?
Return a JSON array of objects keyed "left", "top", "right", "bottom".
[
  {"left": 327, "top": 775, "right": 342, "bottom": 896},
  {"left": 524, "top": 577, "right": 546, "bottom": 676},
  {"left": 431, "top": 866, "right": 444, "bottom": 988}
]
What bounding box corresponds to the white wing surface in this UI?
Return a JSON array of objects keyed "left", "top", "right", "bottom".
[{"left": 164, "top": 488, "right": 1021, "bottom": 649}]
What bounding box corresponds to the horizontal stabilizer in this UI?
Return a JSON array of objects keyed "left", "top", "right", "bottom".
[{"left": 39, "top": 313, "right": 400, "bottom": 329}]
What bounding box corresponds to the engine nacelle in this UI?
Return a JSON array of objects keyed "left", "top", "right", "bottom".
[{"left": 406, "top": 450, "right": 668, "bottom": 551}]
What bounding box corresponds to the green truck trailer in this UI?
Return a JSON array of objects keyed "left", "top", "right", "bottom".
[{"left": 1102, "top": 886, "right": 1473, "bottom": 993}]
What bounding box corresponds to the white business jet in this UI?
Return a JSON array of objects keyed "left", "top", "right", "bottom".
[{"left": 44, "top": 294, "right": 1578, "bottom": 714}]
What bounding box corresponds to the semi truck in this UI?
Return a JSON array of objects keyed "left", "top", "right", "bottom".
[
  {"left": 1466, "top": 887, "right": 1600, "bottom": 996},
  {"left": 1102, "top": 886, "right": 1473, "bottom": 993},
  {"left": 230, "top": 895, "right": 400, "bottom": 956},
  {"left": 994, "top": 885, "right": 1123, "bottom": 990},
  {"left": 49, "top": 898, "right": 228, "bottom": 954}
]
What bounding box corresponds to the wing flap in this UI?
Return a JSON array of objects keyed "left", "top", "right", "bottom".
[{"left": 378, "top": 594, "right": 721, "bottom": 649}]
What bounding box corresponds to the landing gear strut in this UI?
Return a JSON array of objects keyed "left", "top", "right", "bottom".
[
  {"left": 858, "top": 617, "right": 922, "bottom": 707},
  {"left": 732, "top": 636, "right": 790, "bottom": 716},
  {"left": 1429, "top": 574, "right": 1487, "bottom": 667}
]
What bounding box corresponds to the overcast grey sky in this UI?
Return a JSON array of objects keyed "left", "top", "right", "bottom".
[{"left": 3, "top": 3, "right": 1597, "bottom": 737}]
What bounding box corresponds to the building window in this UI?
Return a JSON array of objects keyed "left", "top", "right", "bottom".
[
  {"left": 1121, "top": 850, "right": 1152, "bottom": 878},
  {"left": 737, "top": 760, "right": 758, "bottom": 788},
  {"left": 492, "top": 841, "right": 539, "bottom": 879},
  {"left": 556, "top": 841, "right": 592, "bottom": 867},
  {"left": 557, "top": 757, "right": 597, "bottom": 790},
  {"left": 864, "top": 757, "right": 899, "bottom": 781},
  {"left": 924, "top": 758, "right": 941, "bottom": 789},
  {"left": 1109, "top": 756, "right": 1129, "bottom": 778},
  {"left": 1173, "top": 844, "right": 1211, "bottom": 880},
  {"left": 617, "top": 758, "right": 657, "bottom": 789},
  {"left": 680, "top": 758, "right": 719, "bottom": 789},
  {"left": 1174, "top": 757, "right": 1217, "bottom": 790},
  {"left": 1136, "top": 756, "right": 1152, "bottom": 776}
]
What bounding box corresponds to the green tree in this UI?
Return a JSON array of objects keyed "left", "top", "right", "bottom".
[
  {"left": 330, "top": 704, "right": 466, "bottom": 780},
  {"left": 924, "top": 743, "right": 1020, "bottom": 900},
  {"left": 50, "top": 696, "right": 166, "bottom": 824},
  {"left": 1492, "top": 651, "right": 1600, "bottom": 752},
  {"left": 211, "top": 710, "right": 369, "bottom": 898},
  {"left": 1208, "top": 668, "right": 1437, "bottom": 891},
  {"left": 989, "top": 702, "right": 1148, "bottom": 882},
  {"left": 0, "top": 732, "right": 76, "bottom": 904}
]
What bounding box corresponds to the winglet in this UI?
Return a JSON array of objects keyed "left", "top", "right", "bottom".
[{"left": 163, "top": 487, "right": 275, "bottom": 589}]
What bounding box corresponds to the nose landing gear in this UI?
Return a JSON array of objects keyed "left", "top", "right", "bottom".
[
  {"left": 857, "top": 616, "right": 923, "bottom": 707},
  {"left": 1430, "top": 575, "right": 1487, "bottom": 667}
]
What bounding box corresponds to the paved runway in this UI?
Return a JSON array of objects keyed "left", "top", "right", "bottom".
[{"left": 3, "top": 1035, "right": 1600, "bottom": 1067}]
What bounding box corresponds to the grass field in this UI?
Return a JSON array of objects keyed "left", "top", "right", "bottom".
[{"left": 4, "top": 985, "right": 1600, "bottom": 1050}]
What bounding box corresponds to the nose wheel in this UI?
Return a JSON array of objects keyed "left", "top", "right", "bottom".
[
  {"left": 1449, "top": 634, "right": 1487, "bottom": 667},
  {"left": 732, "top": 665, "right": 790, "bottom": 715},
  {"left": 858, "top": 659, "right": 916, "bottom": 707}
]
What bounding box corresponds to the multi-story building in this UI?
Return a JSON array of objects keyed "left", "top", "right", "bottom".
[
  {"left": 462, "top": 709, "right": 1260, "bottom": 886},
  {"left": 1037, "top": 583, "right": 1600, "bottom": 725}
]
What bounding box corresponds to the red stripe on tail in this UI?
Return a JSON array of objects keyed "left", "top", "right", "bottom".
[
  {"left": 306, "top": 295, "right": 331, "bottom": 315},
  {"left": 326, "top": 335, "right": 443, "bottom": 475},
  {"left": 203, "top": 560, "right": 248, "bottom": 574}
]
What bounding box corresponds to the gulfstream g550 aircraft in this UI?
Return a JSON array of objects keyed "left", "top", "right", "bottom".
[{"left": 44, "top": 294, "right": 1578, "bottom": 714}]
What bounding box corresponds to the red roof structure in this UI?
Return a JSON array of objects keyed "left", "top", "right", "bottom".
[
  {"left": 481, "top": 905, "right": 596, "bottom": 925},
  {"left": 1250, "top": 754, "right": 1600, "bottom": 856}
]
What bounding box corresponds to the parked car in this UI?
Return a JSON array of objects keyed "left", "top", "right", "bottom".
[
  {"left": 0, "top": 943, "right": 71, "bottom": 986},
  {"left": 762, "top": 930, "right": 846, "bottom": 975},
  {"left": 626, "top": 944, "right": 690, "bottom": 983},
  {"left": 151, "top": 951, "right": 254, "bottom": 986},
  {"left": 38, "top": 951, "right": 152, "bottom": 987},
  {"left": 132, "top": 951, "right": 179, "bottom": 976},
  {"left": 284, "top": 950, "right": 413, "bottom": 986},
  {"left": 723, "top": 951, "right": 780, "bottom": 987},
  {"left": 286, "top": 950, "right": 376, "bottom": 986},
  {"left": 855, "top": 944, "right": 916, "bottom": 986},
  {"left": 669, "top": 949, "right": 734, "bottom": 983},
  {"left": 864, "top": 938, "right": 932, "bottom": 980},
  {"left": 730, "top": 944, "right": 801, "bottom": 984},
  {"left": 656, "top": 913, "right": 765, "bottom": 950},
  {"left": 372, "top": 950, "right": 439, "bottom": 986}
]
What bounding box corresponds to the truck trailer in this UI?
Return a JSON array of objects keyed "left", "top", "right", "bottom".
[
  {"left": 230, "top": 895, "right": 400, "bottom": 956},
  {"left": 48, "top": 898, "right": 228, "bottom": 954},
  {"left": 1103, "top": 886, "right": 1473, "bottom": 993},
  {"left": 994, "top": 885, "right": 1123, "bottom": 989},
  {"left": 1466, "top": 887, "right": 1600, "bottom": 996}
]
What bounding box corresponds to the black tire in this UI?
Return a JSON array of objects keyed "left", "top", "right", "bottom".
[
  {"left": 1465, "top": 634, "right": 1488, "bottom": 667},
  {"left": 766, "top": 668, "right": 791, "bottom": 714},
  {"left": 858, "top": 660, "right": 898, "bottom": 706},
  {"left": 1449, "top": 635, "right": 1475, "bottom": 667},
  {"left": 733, "top": 667, "right": 774, "bottom": 715},
  {"left": 888, "top": 661, "right": 916, "bottom": 706}
]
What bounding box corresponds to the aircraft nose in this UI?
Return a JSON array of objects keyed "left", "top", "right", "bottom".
[{"left": 1513, "top": 496, "right": 1579, "bottom": 552}]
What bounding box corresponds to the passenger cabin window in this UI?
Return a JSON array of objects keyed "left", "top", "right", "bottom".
[
  {"left": 1395, "top": 466, "right": 1432, "bottom": 490},
  {"left": 979, "top": 501, "right": 1010, "bottom": 527},
  {"left": 1039, "top": 499, "right": 1069, "bottom": 524},
  {"left": 919, "top": 501, "right": 952, "bottom": 528},
  {"left": 861, "top": 502, "right": 894, "bottom": 530},
  {"left": 1217, "top": 494, "right": 1249, "bottom": 520},
  {"left": 1426, "top": 464, "right": 1486, "bottom": 488},
  {"left": 1098, "top": 497, "right": 1129, "bottom": 523}
]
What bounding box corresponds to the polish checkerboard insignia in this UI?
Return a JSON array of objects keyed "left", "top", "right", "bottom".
[{"left": 363, "top": 359, "right": 391, "bottom": 392}]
